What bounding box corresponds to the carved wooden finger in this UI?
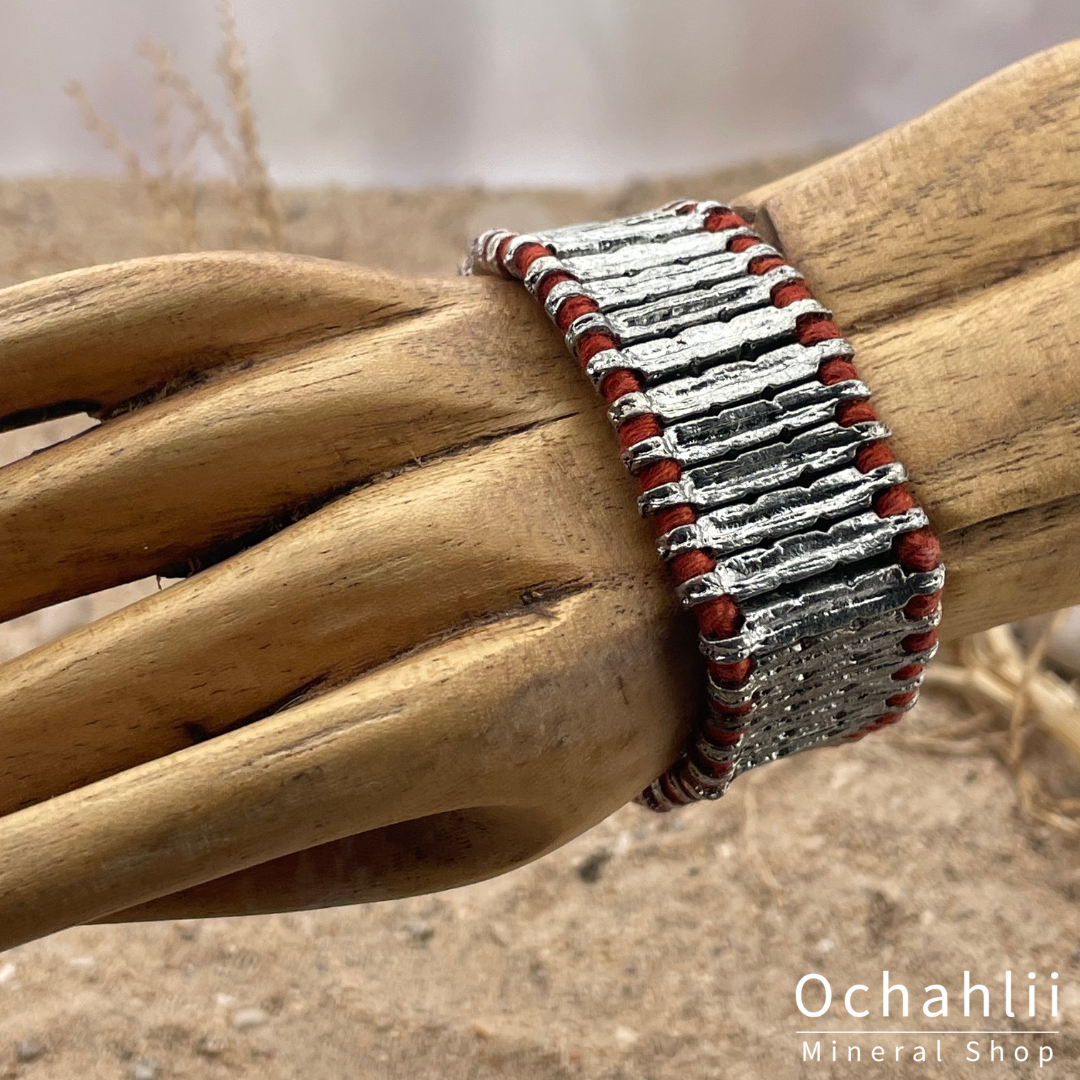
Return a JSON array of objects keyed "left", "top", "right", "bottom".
[
  {"left": 0, "top": 582, "right": 696, "bottom": 949},
  {"left": 0, "top": 272, "right": 579, "bottom": 620},
  {"left": 0, "top": 417, "right": 663, "bottom": 816},
  {"left": 0, "top": 252, "right": 439, "bottom": 427}
]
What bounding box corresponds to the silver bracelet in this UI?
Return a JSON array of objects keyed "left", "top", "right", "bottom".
[{"left": 463, "top": 201, "right": 944, "bottom": 811}]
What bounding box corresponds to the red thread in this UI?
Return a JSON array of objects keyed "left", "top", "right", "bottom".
[
  {"left": 618, "top": 414, "right": 661, "bottom": 451},
  {"left": 896, "top": 529, "right": 941, "bottom": 572},
  {"left": 653, "top": 504, "right": 696, "bottom": 534},
  {"left": 697, "top": 596, "right": 741, "bottom": 639},
  {"left": 874, "top": 713, "right": 903, "bottom": 728},
  {"left": 855, "top": 441, "right": 895, "bottom": 472},
  {"left": 819, "top": 357, "right": 859, "bottom": 385},
  {"left": 771, "top": 281, "right": 812, "bottom": 307},
  {"left": 708, "top": 657, "right": 753, "bottom": 686},
  {"left": 904, "top": 591, "right": 941, "bottom": 619},
  {"left": 495, "top": 235, "right": 514, "bottom": 274},
  {"left": 512, "top": 242, "right": 550, "bottom": 279},
  {"left": 536, "top": 270, "right": 575, "bottom": 304},
  {"left": 893, "top": 663, "right": 925, "bottom": 681},
  {"left": 797, "top": 315, "right": 843, "bottom": 346},
  {"left": 705, "top": 701, "right": 753, "bottom": 725},
  {"left": 748, "top": 254, "right": 787, "bottom": 276},
  {"left": 576, "top": 331, "right": 618, "bottom": 368},
  {"left": 689, "top": 749, "right": 734, "bottom": 782},
  {"left": 555, "top": 295, "right": 600, "bottom": 334},
  {"left": 704, "top": 208, "right": 747, "bottom": 232},
  {"left": 902, "top": 628, "right": 938, "bottom": 653},
  {"left": 660, "top": 771, "right": 692, "bottom": 805},
  {"left": 700, "top": 725, "right": 744, "bottom": 748},
  {"left": 886, "top": 691, "right": 918, "bottom": 708},
  {"left": 638, "top": 459, "right": 681, "bottom": 492},
  {"left": 836, "top": 400, "right": 878, "bottom": 426},
  {"left": 599, "top": 369, "right": 641, "bottom": 403},
  {"left": 874, "top": 486, "right": 915, "bottom": 516},
  {"left": 728, "top": 234, "right": 759, "bottom": 253},
  {"left": 670, "top": 550, "right": 716, "bottom": 585}
]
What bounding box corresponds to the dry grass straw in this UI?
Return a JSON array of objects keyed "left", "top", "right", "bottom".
[
  {"left": 64, "top": 0, "right": 281, "bottom": 252},
  {"left": 912, "top": 614, "right": 1080, "bottom": 834}
]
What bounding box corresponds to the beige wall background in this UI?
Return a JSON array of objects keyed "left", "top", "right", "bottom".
[{"left": 2, "top": 0, "right": 1079, "bottom": 187}]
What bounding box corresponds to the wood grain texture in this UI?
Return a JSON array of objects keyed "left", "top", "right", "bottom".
[
  {"left": 0, "top": 252, "right": 439, "bottom": 427},
  {"left": 0, "top": 42, "right": 1077, "bottom": 945},
  {"left": 0, "top": 418, "right": 674, "bottom": 818},
  {"left": 847, "top": 247, "right": 1080, "bottom": 532},
  {"left": 0, "top": 583, "right": 695, "bottom": 945},
  {"left": 743, "top": 39, "right": 1080, "bottom": 329},
  {"left": 0, "top": 274, "right": 580, "bottom": 620}
]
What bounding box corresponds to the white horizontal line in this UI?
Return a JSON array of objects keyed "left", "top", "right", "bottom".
[{"left": 797, "top": 1031, "right": 1059, "bottom": 1036}]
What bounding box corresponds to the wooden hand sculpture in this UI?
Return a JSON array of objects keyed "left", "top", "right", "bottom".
[{"left": 0, "top": 42, "right": 1078, "bottom": 950}]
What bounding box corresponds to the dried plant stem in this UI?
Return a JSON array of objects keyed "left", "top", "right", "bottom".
[
  {"left": 140, "top": 41, "right": 199, "bottom": 250},
  {"left": 216, "top": 0, "right": 282, "bottom": 248},
  {"left": 65, "top": 81, "right": 146, "bottom": 184},
  {"left": 920, "top": 618, "right": 1080, "bottom": 833},
  {"left": 68, "top": 9, "right": 283, "bottom": 253}
]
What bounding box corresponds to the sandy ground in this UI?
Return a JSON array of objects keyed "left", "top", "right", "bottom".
[{"left": 2, "top": 164, "right": 1078, "bottom": 1079}]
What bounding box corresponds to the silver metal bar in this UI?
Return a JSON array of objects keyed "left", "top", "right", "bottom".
[
  {"left": 709, "top": 638, "right": 933, "bottom": 709},
  {"left": 563, "top": 227, "right": 754, "bottom": 281},
  {"left": 533, "top": 202, "right": 725, "bottom": 258},
  {"left": 707, "top": 607, "right": 940, "bottom": 708},
  {"left": 678, "top": 509, "right": 928, "bottom": 603},
  {"left": 603, "top": 265, "right": 802, "bottom": 344},
  {"left": 585, "top": 243, "right": 780, "bottom": 310},
  {"left": 588, "top": 297, "right": 830, "bottom": 385},
  {"left": 657, "top": 459, "right": 903, "bottom": 563},
  {"left": 622, "top": 380, "right": 870, "bottom": 472},
  {"left": 639, "top": 421, "right": 889, "bottom": 514},
  {"left": 608, "top": 340, "right": 856, "bottom": 424},
  {"left": 534, "top": 199, "right": 708, "bottom": 245},
  {"left": 699, "top": 565, "right": 946, "bottom": 663}
]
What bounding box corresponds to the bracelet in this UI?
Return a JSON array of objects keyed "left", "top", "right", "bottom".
[{"left": 463, "top": 201, "right": 944, "bottom": 811}]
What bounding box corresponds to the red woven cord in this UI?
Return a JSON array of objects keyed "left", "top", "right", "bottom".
[
  {"left": 654, "top": 504, "right": 696, "bottom": 533},
  {"left": 599, "top": 369, "right": 641, "bottom": 403},
  {"left": 704, "top": 208, "right": 747, "bottom": 232},
  {"left": 577, "top": 331, "right": 619, "bottom": 368},
  {"left": 512, "top": 242, "right": 551, "bottom": 279},
  {"left": 893, "top": 662, "right": 925, "bottom": 681},
  {"left": 670, "top": 550, "right": 716, "bottom": 585},
  {"left": 887, "top": 690, "right": 918, "bottom": 708},
  {"left": 771, "top": 281, "right": 812, "bottom": 307},
  {"left": 902, "top": 629, "right": 938, "bottom": 653},
  {"left": 819, "top": 357, "right": 859, "bottom": 384},
  {"left": 638, "top": 458, "right": 681, "bottom": 492},
  {"left": 617, "top": 413, "right": 662, "bottom": 452},
  {"left": 536, "top": 270, "right": 575, "bottom": 304},
  {"left": 495, "top": 234, "right": 515, "bottom": 274},
  {"left": 748, "top": 254, "right": 787, "bottom": 275},
  {"left": 709, "top": 656, "right": 753, "bottom": 686},
  {"left": 555, "top": 295, "right": 600, "bottom": 333},
  {"left": 905, "top": 590, "right": 942, "bottom": 619}
]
